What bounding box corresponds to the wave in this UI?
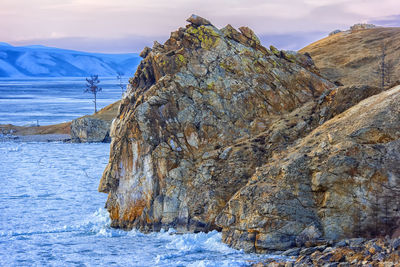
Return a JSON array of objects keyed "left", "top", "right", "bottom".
[{"left": 0, "top": 207, "right": 289, "bottom": 266}]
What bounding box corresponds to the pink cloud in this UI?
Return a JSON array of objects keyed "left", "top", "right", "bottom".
[{"left": 1, "top": 0, "right": 399, "bottom": 52}]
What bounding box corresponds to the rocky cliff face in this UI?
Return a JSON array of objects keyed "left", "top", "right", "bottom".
[
  {"left": 98, "top": 15, "right": 400, "bottom": 253},
  {"left": 217, "top": 86, "right": 400, "bottom": 252},
  {"left": 99, "top": 15, "right": 333, "bottom": 232}
]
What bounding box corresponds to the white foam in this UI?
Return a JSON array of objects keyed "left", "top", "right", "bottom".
[
  {"left": 160, "top": 230, "right": 234, "bottom": 253},
  {"left": 7, "top": 145, "right": 21, "bottom": 152},
  {"left": 0, "top": 142, "right": 286, "bottom": 266}
]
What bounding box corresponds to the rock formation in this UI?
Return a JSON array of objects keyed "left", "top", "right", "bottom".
[
  {"left": 70, "top": 101, "right": 120, "bottom": 143},
  {"left": 99, "top": 15, "right": 333, "bottom": 232},
  {"left": 350, "top": 23, "right": 376, "bottom": 31},
  {"left": 98, "top": 15, "right": 400, "bottom": 254},
  {"left": 217, "top": 86, "right": 400, "bottom": 252},
  {"left": 255, "top": 237, "right": 400, "bottom": 266},
  {"left": 71, "top": 117, "right": 111, "bottom": 143}
]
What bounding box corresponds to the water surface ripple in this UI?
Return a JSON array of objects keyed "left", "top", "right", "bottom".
[{"left": 0, "top": 142, "right": 283, "bottom": 266}]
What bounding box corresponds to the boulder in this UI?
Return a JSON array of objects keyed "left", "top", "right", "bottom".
[
  {"left": 350, "top": 23, "right": 376, "bottom": 31},
  {"left": 186, "top": 14, "right": 212, "bottom": 26},
  {"left": 329, "top": 29, "right": 341, "bottom": 36},
  {"left": 71, "top": 117, "right": 111, "bottom": 143}
]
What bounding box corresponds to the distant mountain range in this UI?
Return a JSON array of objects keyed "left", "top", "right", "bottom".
[{"left": 0, "top": 42, "right": 141, "bottom": 77}]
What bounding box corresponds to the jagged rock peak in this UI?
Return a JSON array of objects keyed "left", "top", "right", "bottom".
[
  {"left": 186, "top": 14, "right": 212, "bottom": 26},
  {"left": 139, "top": 46, "right": 151, "bottom": 58},
  {"left": 130, "top": 16, "right": 323, "bottom": 104}
]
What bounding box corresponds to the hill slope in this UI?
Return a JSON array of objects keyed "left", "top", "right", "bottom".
[
  {"left": 300, "top": 27, "right": 400, "bottom": 86},
  {"left": 0, "top": 43, "right": 141, "bottom": 77}
]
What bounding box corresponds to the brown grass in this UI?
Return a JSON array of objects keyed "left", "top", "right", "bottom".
[{"left": 300, "top": 27, "right": 400, "bottom": 87}]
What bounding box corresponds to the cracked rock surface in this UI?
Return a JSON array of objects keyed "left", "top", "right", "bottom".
[{"left": 98, "top": 15, "right": 400, "bottom": 253}]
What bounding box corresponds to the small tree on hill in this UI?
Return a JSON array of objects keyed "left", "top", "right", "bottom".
[
  {"left": 376, "top": 44, "right": 387, "bottom": 90},
  {"left": 376, "top": 43, "right": 396, "bottom": 90},
  {"left": 116, "top": 71, "right": 125, "bottom": 97},
  {"left": 84, "top": 75, "right": 102, "bottom": 113},
  {"left": 385, "top": 59, "right": 395, "bottom": 86}
]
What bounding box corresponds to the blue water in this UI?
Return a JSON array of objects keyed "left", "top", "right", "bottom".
[
  {"left": 0, "top": 77, "right": 127, "bottom": 126},
  {"left": 0, "top": 142, "right": 282, "bottom": 266}
]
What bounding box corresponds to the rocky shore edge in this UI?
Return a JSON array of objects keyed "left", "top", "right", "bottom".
[
  {"left": 0, "top": 133, "right": 71, "bottom": 142},
  {"left": 0, "top": 100, "right": 120, "bottom": 143},
  {"left": 254, "top": 237, "right": 400, "bottom": 266}
]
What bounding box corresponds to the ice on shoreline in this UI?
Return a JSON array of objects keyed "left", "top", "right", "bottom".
[
  {"left": 0, "top": 141, "right": 287, "bottom": 266},
  {"left": 0, "top": 133, "right": 71, "bottom": 143}
]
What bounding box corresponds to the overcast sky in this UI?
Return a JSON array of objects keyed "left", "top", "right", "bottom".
[{"left": 1, "top": 0, "right": 400, "bottom": 53}]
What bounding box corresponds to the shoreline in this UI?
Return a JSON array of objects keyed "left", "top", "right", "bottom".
[
  {"left": 0, "top": 100, "right": 120, "bottom": 143},
  {"left": 253, "top": 237, "right": 400, "bottom": 266},
  {"left": 0, "top": 122, "right": 71, "bottom": 143},
  {"left": 0, "top": 133, "right": 71, "bottom": 143}
]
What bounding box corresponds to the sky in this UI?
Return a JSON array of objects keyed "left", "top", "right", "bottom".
[{"left": 1, "top": 0, "right": 400, "bottom": 53}]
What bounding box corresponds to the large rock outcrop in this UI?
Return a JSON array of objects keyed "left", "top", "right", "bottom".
[
  {"left": 99, "top": 15, "right": 333, "bottom": 232},
  {"left": 216, "top": 86, "right": 400, "bottom": 252},
  {"left": 99, "top": 15, "right": 400, "bottom": 253}
]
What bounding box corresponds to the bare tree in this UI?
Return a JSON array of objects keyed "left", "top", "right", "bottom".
[
  {"left": 84, "top": 75, "right": 102, "bottom": 113},
  {"left": 376, "top": 43, "right": 396, "bottom": 90},
  {"left": 385, "top": 59, "right": 395, "bottom": 86},
  {"left": 376, "top": 44, "right": 387, "bottom": 90},
  {"left": 116, "top": 71, "right": 125, "bottom": 97}
]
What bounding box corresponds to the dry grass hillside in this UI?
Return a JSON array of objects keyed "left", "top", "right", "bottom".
[
  {"left": 300, "top": 27, "right": 400, "bottom": 86},
  {"left": 0, "top": 100, "right": 120, "bottom": 136}
]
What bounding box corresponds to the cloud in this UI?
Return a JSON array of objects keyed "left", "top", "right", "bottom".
[
  {"left": 369, "top": 14, "right": 400, "bottom": 27},
  {"left": 1, "top": 0, "right": 400, "bottom": 52}
]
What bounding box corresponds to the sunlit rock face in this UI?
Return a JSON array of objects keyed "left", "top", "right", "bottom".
[
  {"left": 98, "top": 14, "right": 333, "bottom": 234},
  {"left": 216, "top": 86, "right": 400, "bottom": 252}
]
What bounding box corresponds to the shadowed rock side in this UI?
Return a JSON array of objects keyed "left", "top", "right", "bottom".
[
  {"left": 216, "top": 86, "right": 400, "bottom": 252},
  {"left": 98, "top": 15, "right": 334, "bottom": 233}
]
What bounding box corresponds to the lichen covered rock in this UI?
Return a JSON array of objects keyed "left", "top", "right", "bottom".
[
  {"left": 98, "top": 15, "right": 333, "bottom": 232},
  {"left": 216, "top": 86, "right": 400, "bottom": 252}
]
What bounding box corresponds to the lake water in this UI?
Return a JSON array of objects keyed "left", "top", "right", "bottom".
[
  {"left": 0, "top": 79, "right": 286, "bottom": 266},
  {"left": 0, "top": 142, "right": 282, "bottom": 266},
  {"left": 0, "top": 78, "right": 288, "bottom": 266},
  {"left": 0, "top": 77, "right": 126, "bottom": 126}
]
